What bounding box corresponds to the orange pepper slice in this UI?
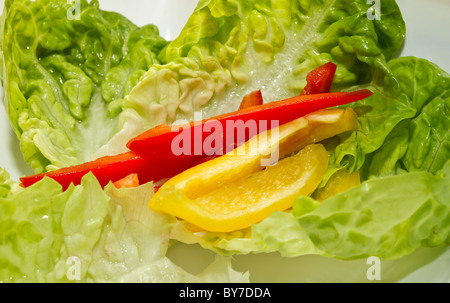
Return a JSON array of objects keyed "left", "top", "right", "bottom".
[{"left": 113, "top": 173, "right": 140, "bottom": 189}]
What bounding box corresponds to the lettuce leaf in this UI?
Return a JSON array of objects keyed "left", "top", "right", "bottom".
[
  {"left": 101, "top": 0, "right": 405, "bottom": 156},
  {"left": 333, "top": 56, "right": 450, "bottom": 178},
  {"left": 0, "top": 171, "right": 248, "bottom": 283},
  {"left": 170, "top": 210, "right": 323, "bottom": 257},
  {"left": 294, "top": 159, "right": 450, "bottom": 260},
  {"left": 0, "top": 0, "right": 168, "bottom": 173}
]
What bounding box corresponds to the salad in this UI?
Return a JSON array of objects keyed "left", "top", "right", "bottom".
[{"left": 0, "top": 0, "right": 449, "bottom": 283}]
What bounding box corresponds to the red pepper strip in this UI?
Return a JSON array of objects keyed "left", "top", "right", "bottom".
[
  {"left": 20, "top": 152, "right": 141, "bottom": 190},
  {"left": 19, "top": 151, "right": 204, "bottom": 191},
  {"left": 300, "top": 62, "right": 337, "bottom": 95},
  {"left": 126, "top": 89, "right": 373, "bottom": 157},
  {"left": 239, "top": 90, "right": 263, "bottom": 110}
]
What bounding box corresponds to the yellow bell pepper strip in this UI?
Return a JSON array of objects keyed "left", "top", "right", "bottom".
[
  {"left": 149, "top": 107, "right": 358, "bottom": 232},
  {"left": 152, "top": 144, "right": 329, "bottom": 233},
  {"left": 313, "top": 169, "right": 361, "bottom": 202}
]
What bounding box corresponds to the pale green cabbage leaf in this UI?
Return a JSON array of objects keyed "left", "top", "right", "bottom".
[
  {"left": 0, "top": 172, "right": 249, "bottom": 283},
  {"left": 295, "top": 159, "right": 450, "bottom": 260}
]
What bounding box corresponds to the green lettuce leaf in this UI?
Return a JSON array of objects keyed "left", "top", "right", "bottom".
[
  {"left": 333, "top": 56, "right": 450, "bottom": 178},
  {"left": 0, "top": 0, "right": 168, "bottom": 173},
  {"left": 101, "top": 0, "right": 405, "bottom": 155},
  {"left": 170, "top": 210, "right": 323, "bottom": 257},
  {"left": 294, "top": 159, "right": 450, "bottom": 260},
  {"left": 0, "top": 171, "right": 248, "bottom": 283}
]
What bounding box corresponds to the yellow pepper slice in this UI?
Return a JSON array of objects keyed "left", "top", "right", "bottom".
[
  {"left": 149, "top": 108, "right": 358, "bottom": 232},
  {"left": 152, "top": 144, "right": 329, "bottom": 232},
  {"left": 314, "top": 169, "right": 361, "bottom": 202}
]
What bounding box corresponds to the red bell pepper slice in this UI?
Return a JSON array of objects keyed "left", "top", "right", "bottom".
[
  {"left": 20, "top": 151, "right": 204, "bottom": 191},
  {"left": 20, "top": 152, "right": 141, "bottom": 190},
  {"left": 300, "top": 62, "right": 337, "bottom": 95},
  {"left": 126, "top": 89, "right": 373, "bottom": 157},
  {"left": 239, "top": 90, "right": 263, "bottom": 110}
]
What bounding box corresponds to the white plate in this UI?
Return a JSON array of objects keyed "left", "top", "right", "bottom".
[{"left": 0, "top": 0, "right": 449, "bottom": 283}]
